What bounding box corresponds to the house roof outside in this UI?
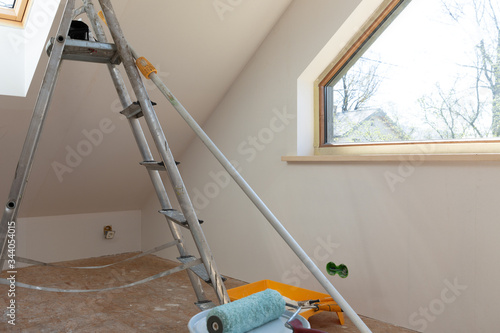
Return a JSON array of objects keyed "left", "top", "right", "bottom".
[{"left": 332, "top": 108, "right": 408, "bottom": 143}]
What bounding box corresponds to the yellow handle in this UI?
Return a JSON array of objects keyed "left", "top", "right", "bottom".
[{"left": 136, "top": 57, "right": 157, "bottom": 79}]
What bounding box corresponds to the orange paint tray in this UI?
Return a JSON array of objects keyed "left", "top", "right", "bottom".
[{"left": 227, "top": 279, "right": 344, "bottom": 325}]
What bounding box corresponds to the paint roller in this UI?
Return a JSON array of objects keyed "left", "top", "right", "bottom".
[{"left": 206, "top": 289, "right": 327, "bottom": 333}]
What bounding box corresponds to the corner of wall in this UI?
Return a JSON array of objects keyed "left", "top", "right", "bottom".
[{"left": 16, "top": 210, "right": 141, "bottom": 266}]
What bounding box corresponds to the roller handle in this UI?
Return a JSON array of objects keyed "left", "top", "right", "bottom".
[
  {"left": 289, "top": 319, "right": 328, "bottom": 333},
  {"left": 293, "top": 328, "right": 329, "bottom": 333},
  {"left": 316, "top": 303, "right": 342, "bottom": 312},
  {"left": 299, "top": 297, "right": 335, "bottom": 306},
  {"left": 307, "top": 297, "right": 334, "bottom": 304}
]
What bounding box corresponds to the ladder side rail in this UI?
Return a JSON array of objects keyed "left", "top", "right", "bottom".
[
  {"left": 148, "top": 62, "right": 372, "bottom": 332},
  {"left": 98, "top": 0, "right": 229, "bottom": 305},
  {"left": 82, "top": 0, "right": 207, "bottom": 303},
  {"left": 107, "top": 66, "right": 209, "bottom": 303},
  {"left": 0, "top": 0, "right": 76, "bottom": 270},
  {"left": 112, "top": 71, "right": 210, "bottom": 303}
]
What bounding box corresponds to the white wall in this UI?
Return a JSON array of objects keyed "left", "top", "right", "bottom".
[
  {"left": 141, "top": 1, "right": 500, "bottom": 332},
  {"left": 16, "top": 210, "right": 141, "bottom": 266},
  {"left": 0, "top": 25, "right": 25, "bottom": 96},
  {"left": 0, "top": 0, "right": 62, "bottom": 97}
]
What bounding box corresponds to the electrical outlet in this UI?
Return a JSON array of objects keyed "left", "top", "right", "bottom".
[{"left": 103, "top": 225, "right": 115, "bottom": 239}]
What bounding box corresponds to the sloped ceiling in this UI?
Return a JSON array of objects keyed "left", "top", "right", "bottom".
[{"left": 0, "top": 0, "right": 292, "bottom": 217}]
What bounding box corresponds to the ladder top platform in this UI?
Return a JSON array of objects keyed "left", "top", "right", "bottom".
[{"left": 46, "top": 37, "right": 121, "bottom": 65}]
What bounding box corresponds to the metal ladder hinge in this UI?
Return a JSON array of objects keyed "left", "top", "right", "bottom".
[{"left": 46, "top": 37, "right": 121, "bottom": 64}]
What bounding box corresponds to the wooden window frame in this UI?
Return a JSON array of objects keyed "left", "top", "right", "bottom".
[
  {"left": 0, "top": 0, "right": 31, "bottom": 27},
  {"left": 318, "top": 0, "right": 405, "bottom": 148},
  {"left": 316, "top": 0, "right": 500, "bottom": 157}
]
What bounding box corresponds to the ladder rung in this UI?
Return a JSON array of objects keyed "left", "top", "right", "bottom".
[
  {"left": 140, "top": 160, "right": 180, "bottom": 171},
  {"left": 140, "top": 161, "right": 166, "bottom": 171},
  {"left": 120, "top": 102, "right": 143, "bottom": 119},
  {"left": 159, "top": 209, "right": 203, "bottom": 229},
  {"left": 46, "top": 38, "right": 121, "bottom": 64},
  {"left": 195, "top": 300, "right": 216, "bottom": 311},
  {"left": 177, "top": 256, "right": 226, "bottom": 285},
  {"left": 160, "top": 209, "right": 187, "bottom": 226},
  {"left": 120, "top": 101, "right": 158, "bottom": 119}
]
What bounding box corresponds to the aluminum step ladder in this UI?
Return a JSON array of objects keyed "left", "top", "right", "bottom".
[
  {"left": 0, "top": 0, "right": 228, "bottom": 309},
  {"left": 0, "top": 1, "right": 372, "bottom": 331}
]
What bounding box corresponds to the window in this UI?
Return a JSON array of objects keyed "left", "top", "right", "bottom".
[
  {"left": 0, "top": 1, "right": 16, "bottom": 9},
  {"left": 319, "top": 0, "right": 500, "bottom": 150},
  {"left": 0, "top": 0, "right": 30, "bottom": 27}
]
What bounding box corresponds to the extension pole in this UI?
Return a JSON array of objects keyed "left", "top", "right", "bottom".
[{"left": 140, "top": 61, "right": 372, "bottom": 333}]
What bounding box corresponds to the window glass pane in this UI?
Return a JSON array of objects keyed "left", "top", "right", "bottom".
[
  {"left": 0, "top": 0, "right": 16, "bottom": 9},
  {"left": 326, "top": 0, "right": 500, "bottom": 144}
]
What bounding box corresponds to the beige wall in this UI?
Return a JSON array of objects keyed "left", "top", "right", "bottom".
[
  {"left": 17, "top": 210, "right": 141, "bottom": 266},
  {"left": 142, "top": 1, "right": 499, "bottom": 332}
]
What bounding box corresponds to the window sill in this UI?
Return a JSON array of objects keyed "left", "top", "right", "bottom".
[{"left": 282, "top": 153, "right": 500, "bottom": 162}]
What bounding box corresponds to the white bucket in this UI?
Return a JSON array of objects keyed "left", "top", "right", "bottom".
[{"left": 188, "top": 310, "right": 311, "bottom": 333}]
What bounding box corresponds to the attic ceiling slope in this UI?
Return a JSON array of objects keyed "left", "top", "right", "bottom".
[{"left": 0, "top": 0, "right": 292, "bottom": 217}]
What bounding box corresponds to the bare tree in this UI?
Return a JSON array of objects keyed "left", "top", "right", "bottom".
[
  {"left": 329, "top": 56, "right": 415, "bottom": 143},
  {"left": 419, "top": 74, "right": 490, "bottom": 139},
  {"left": 423, "top": 0, "right": 500, "bottom": 137},
  {"left": 333, "top": 57, "right": 381, "bottom": 113}
]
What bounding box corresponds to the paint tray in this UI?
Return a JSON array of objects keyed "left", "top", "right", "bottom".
[
  {"left": 227, "top": 279, "right": 345, "bottom": 325},
  {"left": 188, "top": 309, "right": 310, "bottom": 333}
]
